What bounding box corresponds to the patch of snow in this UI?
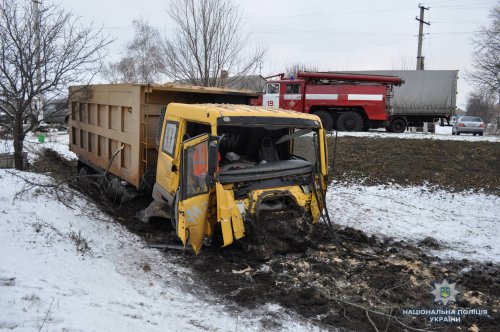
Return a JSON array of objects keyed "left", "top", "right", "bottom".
[
  {"left": 0, "top": 131, "right": 76, "bottom": 162},
  {"left": 327, "top": 130, "right": 500, "bottom": 142},
  {"left": 326, "top": 182, "right": 500, "bottom": 263},
  {"left": 0, "top": 170, "right": 319, "bottom": 331}
]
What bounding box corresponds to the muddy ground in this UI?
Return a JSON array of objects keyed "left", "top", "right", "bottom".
[
  {"left": 31, "top": 136, "right": 500, "bottom": 331},
  {"left": 298, "top": 135, "right": 500, "bottom": 195}
]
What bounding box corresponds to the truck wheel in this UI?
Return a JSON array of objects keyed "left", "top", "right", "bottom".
[
  {"left": 390, "top": 118, "right": 407, "bottom": 133},
  {"left": 314, "top": 110, "right": 334, "bottom": 130},
  {"left": 386, "top": 126, "right": 394, "bottom": 133},
  {"left": 337, "top": 111, "right": 363, "bottom": 131}
]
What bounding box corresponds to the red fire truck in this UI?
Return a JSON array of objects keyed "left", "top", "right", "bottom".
[{"left": 252, "top": 72, "right": 404, "bottom": 131}]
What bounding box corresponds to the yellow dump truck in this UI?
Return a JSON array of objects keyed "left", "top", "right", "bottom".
[{"left": 69, "top": 84, "right": 329, "bottom": 254}]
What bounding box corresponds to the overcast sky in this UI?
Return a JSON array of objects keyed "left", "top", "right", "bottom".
[{"left": 62, "top": 0, "right": 498, "bottom": 109}]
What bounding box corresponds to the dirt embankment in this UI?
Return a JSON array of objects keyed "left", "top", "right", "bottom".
[
  {"left": 326, "top": 136, "right": 500, "bottom": 194},
  {"left": 30, "top": 138, "right": 500, "bottom": 331},
  {"left": 295, "top": 136, "right": 500, "bottom": 194}
]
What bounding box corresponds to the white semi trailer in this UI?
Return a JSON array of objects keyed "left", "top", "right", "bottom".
[{"left": 346, "top": 70, "right": 458, "bottom": 133}]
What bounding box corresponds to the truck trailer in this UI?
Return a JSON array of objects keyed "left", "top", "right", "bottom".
[
  {"left": 251, "top": 72, "right": 404, "bottom": 131},
  {"left": 344, "top": 70, "right": 459, "bottom": 132},
  {"left": 69, "top": 84, "right": 329, "bottom": 254}
]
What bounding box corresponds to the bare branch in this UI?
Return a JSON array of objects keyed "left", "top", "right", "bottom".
[
  {"left": 466, "top": 91, "right": 497, "bottom": 124},
  {"left": 467, "top": 5, "right": 500, "bottom": 96},
  {"left": 283, "top": 63, "right": 320, "bottom": 78},
  {"left": 101, "top": 19, "right": 163, "bottom": 84},
  {"left": 160, "top": 0, "right": 265, "bottom": 87},
  {"left": 334, "top": 299, "right": 431, "bottom": 332},
  {"left": 0, "top": 1, "right": 111, "bottom": 170},
  {"left": 366, "top": 310, "right": 380, "bottom": 332}
]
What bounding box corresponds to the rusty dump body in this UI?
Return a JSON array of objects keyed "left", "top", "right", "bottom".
[{"left": 69, "top": 83, "right": 258, "bottom": 190}]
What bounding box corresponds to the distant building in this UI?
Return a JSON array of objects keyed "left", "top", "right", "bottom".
[{"left": 455, "top": 107, "right": 466, "bottom": 116}]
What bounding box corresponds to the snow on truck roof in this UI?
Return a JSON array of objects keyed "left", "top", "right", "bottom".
[{"left": 167, "top": 103, "right": 323, "bottom": 126}]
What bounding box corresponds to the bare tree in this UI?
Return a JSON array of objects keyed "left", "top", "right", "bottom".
[
  {"left": 0, "top": 1, "right": 109, "bottom": 170},
  {"left": 161, "top": 0, "right": 265, "bottom": 87},
  {"left": 283, "top": 63, "right": 319, "bottom": 78},
  {"left": 466, "top": 91, "right": 497, "bottom": 124},
  {"left": 102, "top": 19, "right": 164, "bottom": 83},
  {"left": 390, "top": 53, "right": 414, "bottom": 70},
  {"left": 468, "top": 5, "right": 500, "bottom": 96}
]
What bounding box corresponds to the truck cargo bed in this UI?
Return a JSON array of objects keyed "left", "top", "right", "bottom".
[{"left": 69, "top": 84, "right": 257, "bottom": 190}]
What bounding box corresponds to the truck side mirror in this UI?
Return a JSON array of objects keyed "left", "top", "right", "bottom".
[{"left": 207, "top": 139, "right": 219, "bottom": 176}]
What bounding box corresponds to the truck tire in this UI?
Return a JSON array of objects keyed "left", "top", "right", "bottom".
[
  {"left": 314, "top": 110, "right": 334, "bottom": 130},
  {"left": 390, "top": 118, "right": 407, "bottom": 133},
  {"left": 337, "top": 111, "right": 364, "bottom": 132},
  {"left": 385, "top": 126, "right": 394, "bottom": 133}
]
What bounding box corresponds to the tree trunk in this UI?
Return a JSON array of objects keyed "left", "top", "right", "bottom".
[{"left": 13, "top": 113, "right": 25, "bottom": 170}]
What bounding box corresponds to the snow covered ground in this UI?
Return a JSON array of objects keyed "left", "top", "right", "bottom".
[
  {"left": 328, "top": 128, "right": 500, "bottom": 142},
  {"left": 0, "top": 131, "right": 76, "bottom": 162},
  {"left": 0, "top": 170, "right": 318, "bottom": 331},
  {"left": 1, "top": 130, "right": 499, "bottom": 330},
  {"left": 327, "top": 183, "right": 500, "bottom": 263}
]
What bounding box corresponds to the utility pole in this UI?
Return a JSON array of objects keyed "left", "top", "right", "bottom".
[{"left": 415, "top": 4, "right": 430, "bottom": 70}]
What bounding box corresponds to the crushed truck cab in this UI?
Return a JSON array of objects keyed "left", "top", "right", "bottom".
[{"left": 151, "top": 103, "right": 329, "bottom": 254}]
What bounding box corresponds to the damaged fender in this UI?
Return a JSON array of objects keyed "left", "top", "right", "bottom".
[{"left": 216, "top": 182, "right": 245, "bottom": 247}]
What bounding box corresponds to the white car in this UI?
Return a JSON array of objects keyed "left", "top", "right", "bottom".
[{"left": 452, "top": 116, "right": 485, "bottom": 136}]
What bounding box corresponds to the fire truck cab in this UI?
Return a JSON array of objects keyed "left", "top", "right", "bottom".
[{"left": 255, "top": 72, "right": 404, "bottom": 131}]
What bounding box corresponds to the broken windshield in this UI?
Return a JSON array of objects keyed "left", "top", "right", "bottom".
[{"left": 216, "top": 124, "right": 318, "bottom": 182}]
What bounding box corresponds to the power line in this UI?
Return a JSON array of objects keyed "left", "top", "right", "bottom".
[
  {"left": 101, "top": 25, "right": 487, "bottom": 36},
  {"left": 246, "top": 7, "right": 416, "bottom": 19}
]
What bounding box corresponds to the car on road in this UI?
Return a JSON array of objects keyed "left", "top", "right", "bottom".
[{"left": 452, "top": 116, "right": 485, "bottom": 136}]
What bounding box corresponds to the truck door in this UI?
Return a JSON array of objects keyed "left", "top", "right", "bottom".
[
  {"left": 310, "top": 129, "right": 329, "bottom": 224},
  {"left": 177, "top": 134, "right": 211, "bottom": 254},
  {"left": 283, "top": 82, "right": 304, "bottom": 112},
  {"left": 263, "top": 83, "right": 280, "bottom": 109}
]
